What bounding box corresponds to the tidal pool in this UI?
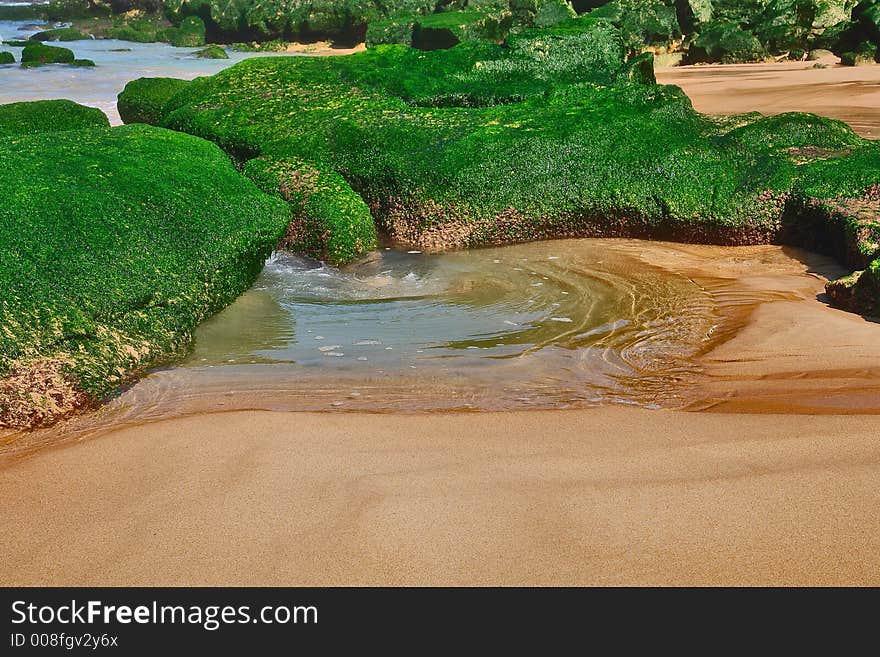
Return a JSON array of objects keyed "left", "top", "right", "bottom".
[{"left": 96, "top": 238, "right": 736, "bottom": 420}]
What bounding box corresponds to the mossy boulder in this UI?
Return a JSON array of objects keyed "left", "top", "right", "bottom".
[
  {"left": 244, "top": 157, "right": 378, "bottom": 264},
  {"left": 71, "top": 58, "right": 96, "bottom": 67},
  {"left": 118, "top": 77, "right": 191, "bottom": 124},
  {"left": 840, "top": 40, "right": 879, "bottom": 64},
  {"left": 0, "top": 116, "right": 290, "bottom": 428},
  {"left": 119, "top": 17, "right": 880, "bottom": 317},
  {"left": 195, "top": 44, "right": 228, "bottom": 59},
  {"left": 29, "top": 27, "right": 91, "bottom": 41},
  {"left": 164, "top": 16, "right": 206, "bottom": 47},
  {"left": 21, "top": 42, "right": 76, "bottom": 66},
  {"left": 0, "top": 51, "right": 14, "bottom": 65},
  {"left": 0, "top": 99, "right": 109, "bottom": 138},
  {"left": 687, "top": 20, "right": 765, "bottom": 63}
]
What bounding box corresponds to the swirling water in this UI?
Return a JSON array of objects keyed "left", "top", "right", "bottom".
[{"left": 98, "top": 239, "right": 732, "bottom": 419}]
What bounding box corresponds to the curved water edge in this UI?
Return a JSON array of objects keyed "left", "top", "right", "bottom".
[
  {"left": 0, "top": 20, "right": 295, "bottom": 124},
  {"left": 4, "top": 237, "right": 860, "bottom": 459}
]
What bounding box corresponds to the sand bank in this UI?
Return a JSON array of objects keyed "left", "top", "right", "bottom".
[
  {"left": 1, "top": 407, "right": 878, "bottom": 586},
  {"left": 657, "top": 61, "right": 880, "bottom": 139}
]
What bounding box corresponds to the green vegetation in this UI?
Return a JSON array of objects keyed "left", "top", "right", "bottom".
[
  {"left": 195, "top": 44, "right": 228, "bottom": 58},
  {"left": 20, "top": 43, "right": 76, "bottom": 66},
  {"left": 72, "top": 58, "right": 97, "bottom": 66},
  {"left": 118, "top": 16, "right": 879, "bottom": 320},
  {"left": 0, "top": 111, "right": 289, "bottom": 428},
  {"left": 30, "top": 27, "right": 92, "bottom": 42},
  {"left": 117, "top": 77, "right": 192, "bottom": 124},
  {"left": 0, "top": 100, "right": 109, "bottom": 138},
  {"left": 0, "top": 52, "right": 14, "bottom": 65},
  {"left": 164, "top": 16, "right": 206, "bottom": 47}
]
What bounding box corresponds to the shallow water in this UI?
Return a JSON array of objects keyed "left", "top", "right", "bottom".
[
  {"left": 66, "top": 239, "right": 738, "bottom": 426},
  {"left": 0, "top": 19, "right": 293, "bottom": 123}
]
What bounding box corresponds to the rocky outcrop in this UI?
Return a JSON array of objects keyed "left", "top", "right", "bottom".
[{"left": 0, "top": 104, "right": 290, "bottom": 428}]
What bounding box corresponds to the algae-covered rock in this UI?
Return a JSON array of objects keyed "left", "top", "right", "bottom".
[
  {"left": 0, "top": 117, "right": 289, "bottom": 428},
  {"left": 244, "top": 157, "right": 378, "bottom": 265},
  {"left": 0, "top": 99, "right": 109, "bottom": 138},
  {"left": 0, "top": 51, "right": 14, "bottom": 65},
  {"left": 119, "top": 16, "right": 880, "bottom": 318},
  {"left": 29, "top": 27, "right": 91, "bottom": 41},
  {"left": 164, "top": 16, "right": 206, "bottom": 47},
  {"left": 687, "top": 20, "right": 765, "bottom": 63},
  {"left": 71, "top": 58, "right": 96, "bottom": 66},
  {"left": 195, "top": 44, "right": 228, "bottom": 59},
  {"left": 118, "top": 77, "right": 191, "bottom": 124},
  {"left": 20, "top": 42, "right": 75, "bottom": 65},
  {"left": 827, "top": 263, "right": 880, "bottom": 316},
  {"left": 840, "top": 40, "right": 878, "bottom": 64}
]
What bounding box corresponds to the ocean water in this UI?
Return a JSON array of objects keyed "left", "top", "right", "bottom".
[{"left": 0, "top": 19, "right": 293, "bottom": 123}]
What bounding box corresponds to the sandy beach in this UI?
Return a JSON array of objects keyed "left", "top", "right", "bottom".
[
  {"left": 1, "top": 407, "right": 878, "bottom": 586},
  {"left": 657, "top": 60, "right": 880, "bottom": 139}
]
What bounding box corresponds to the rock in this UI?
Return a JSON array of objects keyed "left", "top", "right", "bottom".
[
  {"left": 687, "top": 21, "right": 765, "bottom": 63},
  {"left": 0, "top": 51, "right": 14, "bottom": 65},
  {"left": 71, "top": 58, "right": 96, "bottom": 67},
  {"left": 194, "top": 44, "right": 228, "bottom": 59},
  {"left": 840, "top": 41, "right": 878, "bottom": 64},
  {"left": 29, "top": 27, "right": 91, "bottom": 42},
  {"left": 118, "top": 77, "right": 192, "bottom": 125},
  {"left": 0, "top": 111, "right": 289, "bottom": 428},
  {"left": 0, "top": 99, "right": 109, "bottom": 138},
  {"left": 807, "top": 48, "right": 836, "bottom": 60},
  {"left": 20, "top": 42, "right": 76, "bottom": 66},
  {"left": 164, "top": 16, "right": 206, "bottom": 48}
]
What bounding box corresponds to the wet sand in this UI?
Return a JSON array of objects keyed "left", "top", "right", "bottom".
[{"left": 657, "top": 61, "right": 880, "bottom": 139}]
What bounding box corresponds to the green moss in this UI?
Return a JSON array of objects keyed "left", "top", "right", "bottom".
[
  {"left": 29, "top": 27, "right": 92, "bottom": 42},
  {"left": 0, "top": 51, "right": 14, "bottom": 65},
  {"left": 0, "top": 99, "right": 109, "bottom": 138},
  {"left": 118, "top": 77, "right": 192, "bottom": 125},
  {"left": 20, "top": 42, "right": 76, "bottom": 66},
  {"left": 119, "top": 16, "right": 880, "bottom": 319},
  {"left": 0, "top": 118, "right": 289, "bottom": 427},
  {"left": 195, "top": 44, "right": 228, "bottom": 59},
  {"left": 244, "top": 157, "right": 378, "bottom": 265},
  {"left": 71, "top": 58, "right": 97, "bottom": 67},
  {"left": 164, "top": 16, "right": 206, "bottom": 47}
]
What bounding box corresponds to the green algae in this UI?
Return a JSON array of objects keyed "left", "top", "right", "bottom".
[
  {"left": 0, "top": 100, "right": 110, "bottom": 138},
  {"left": 0, "top": 114, "right": 290, "bottom": 427}
]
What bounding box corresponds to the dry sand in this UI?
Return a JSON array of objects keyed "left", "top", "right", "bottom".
[
  {"left": 1, "top": 408, "right": 878, "bottom": 586},
  {"left": 657, "top": 60, "right": 880, "bottom": 139}
]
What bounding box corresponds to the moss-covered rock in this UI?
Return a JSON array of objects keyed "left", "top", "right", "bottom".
[
  {"left": 118, "top": 77, "right": 191, "bottom": 124},
  {"left": 0, "top": 51, "right": 14, "bottom": 65},
  {"left": 0, "top": 116, "right": 289, "bottom": 428},
  {"left": 244, "top": 157, "right": 378, "bottom": 264},
  {"left": 0, "top": 99, "right": 109, "bottom": 138},
  {"left": 72, "top": 58, "right": 97, "bottom": 66},
  {"left": 164, "top": 16, "right": 206, "bottom": 47},
  {"left": 840, "top": 40, "right": 878, "bottom": 64},
  {"left": 195, "top": 44, "right": 228, "bottom": 58},
  {"left": 20, "top": 42, "right": 76, "bottom": 66},
  {"left": 29, "top": 27, "right": 92, "bottom": 41},
  {"left": 687, "top": 20, "right": 765, "bottom": 63},
  {"left": 119, "top": 16, "right": 880, "bottom": 313}
]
